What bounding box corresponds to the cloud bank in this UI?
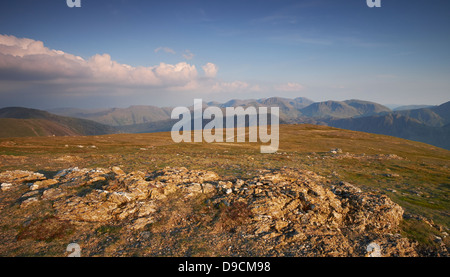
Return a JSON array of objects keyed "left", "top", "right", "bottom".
[
  {"left": 0, "top": 34, "right": 205, "bottom": 89},
  {"left": 0, "top": 34, "right": 307, "bottom": 108}
]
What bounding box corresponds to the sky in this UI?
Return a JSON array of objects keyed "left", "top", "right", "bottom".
[{"left": 0, "top": 0, "right": 449, "bottom": 109}]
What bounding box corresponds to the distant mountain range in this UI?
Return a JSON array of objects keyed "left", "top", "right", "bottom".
[
  {"left": 1, "top": 97, "right": 449, "bottom": 150},
  {"left": 393, "top": 105, "right": 434, "bottom": 111},
  {"left": 48, "top": 97, "right": 315, "bottom": 126}
]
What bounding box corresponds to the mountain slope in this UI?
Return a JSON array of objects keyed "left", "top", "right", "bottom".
[
  {"left": 394, "top": 105, "right": 434, "bottom": 111},
  {"left": 394, "top": 101, "right": 450, "bottom": 127},
  {"left": 395, "top": 108, "right": 445, "bottom": 127},
  {"left": 300, "top": 100, "right": 360, "bottom": 118},
  {"left": 49, "top": 105, "right": 173, "bottom": 127},
  {"left": 327, "top": 113, "right": 450, "bottom": 150},
  {"left": 0, "top": 118, "right": 80, "bottom": 137},
  {"left": 430, "top": 101, "right": 450, "bottom": 123},
  {"left": 255, "top": 97, "right": 307, "bottom": 121},
  {"left": 343, "top": 99, "right": 391, "bottom": 116},
  {"left": 0, "top": 107, "right": 118, "bottom": 138},
  {"left": 300, "top": 99, "right": 391, "bottom": 119}
]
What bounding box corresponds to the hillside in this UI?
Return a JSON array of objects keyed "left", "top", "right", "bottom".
[
  {"left": 0, "top": 124, "right": 448, "bottom": 257},
  {"left": 343, "top": 99, "right": 392, "bottom": 116},
  {"left": 49, "top": 105, "right": 173, "bottom": 127},
  {"left": 327, "top": 113, "right": 450, "bottom": 150},
  {"left": 394, "top": 105, "right": 434, "bottom": 111},
  {"left": 431, "top": 101, "right": 450, "bottom": 121},
  {"left": 0, "top": 107, "right": 118, "bottom": 138},
  {"left": 299, "top": 100, "right": 391, "bottom": 119},
  {"left": 394, "top": 102, "right": 450, "bottom": 127},
  {"left": 396, "top": 108, "right": 446, "bottom": 127},
  {"left": 0, "top": 118, "right": 82, "bottom": 137}
]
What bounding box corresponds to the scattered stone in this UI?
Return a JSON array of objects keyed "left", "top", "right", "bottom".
[
  {"left": 184, "top": 183, "right": 203, "bottom": 197},
  {"left": 107, "top": 191, "right": 133, "bottom": 205},
  {"left": 131, "top": 217, "right": 155, "bottom": 230},
  {"left": 54, "top": 167, "right": 80, "bottom": 178},
  {"left": 29, "top": 179, "right": 59, "bottom": 191},
  {"left": 383, "top": 173, "right": 400, "bottom": 178},
  {"left": 330, "top": 148, "right": 343, "bottom": 154},
  {"left": 1, "top": 183, "right": 12, "bottom": 191},
  {"left": 42, "top": 188, "right": 66, "bottom": 200},
  {"left": 275, "top": 220, "right": 289, "bottom": 231},
  {"left": 111, "top": 166, "right": 125, "bottom": 176},
  {"left": 22, "top": 190, "right": 39, "bottom": 198},
  {"left": 20, "top": 197, "right": 39, "bottom": 208},
  {"left": 136, "top": 201, "right": 157, "bottom": 218}
]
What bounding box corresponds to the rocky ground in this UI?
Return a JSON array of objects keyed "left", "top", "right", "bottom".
[{"left": 0, "top": 166, "right": 448, "bottom": 257}]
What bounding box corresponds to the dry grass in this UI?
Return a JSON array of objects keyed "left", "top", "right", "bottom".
[{"left": 0, "top": 124, "right": 449, "bottom": 252}]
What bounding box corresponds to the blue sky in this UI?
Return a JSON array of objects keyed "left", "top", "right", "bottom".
[{"left": 0, "top": 0, "right": 449, "bottom": 109}]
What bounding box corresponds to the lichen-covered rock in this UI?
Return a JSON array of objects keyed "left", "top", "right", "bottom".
[
  {"left": 54, "top": 196, "right": 118, "bottom": 222},
  {"left": 30, "top": 179, "right": 59, "bottom": 191},
  {"left": 0, "top": 170, "right": 45, "bottom": 184},
  {"left": 0, "top": 166, "right": 435, "bottom": 257},
  {"left": 20, "top": 197, "right": 39, "bottom": 208},
  {"left": 42, "top": 188, "right": 66, "bottom": 200},
  {"left": 332, "top": 181, "right": 404, "bottom": 233},
  {"left": 153, "top": 166, "right": 219, "bottom": 184}
]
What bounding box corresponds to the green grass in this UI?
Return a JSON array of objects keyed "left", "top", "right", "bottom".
[
  {"left": 95, "top": 224, "right": 122, "bottom": 235},
  {"left": 400, "top": 217, "right": 449, "bottom": 255}
]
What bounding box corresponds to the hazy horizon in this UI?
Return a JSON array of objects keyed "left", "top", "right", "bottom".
[
  {"left": 1, "top": 0, "right": 449, "bottom": 109},
  {"left": 0, "top": 96, "right": 446, "bottom": 112}
]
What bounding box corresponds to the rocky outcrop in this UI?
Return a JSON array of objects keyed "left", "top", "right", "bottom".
[
  {"left": 0, "top": 170, "right": 45, "bottom": 191},
  {"left": 0, "top": 166, "right": 442, "bottom": 256},
  {"left": 332, "top": 181, "right": 404, "bottom": 233}
]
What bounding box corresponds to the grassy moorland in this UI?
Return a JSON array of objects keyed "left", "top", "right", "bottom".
[{"left": 0, "top": 124, "right": 449, "bottom": 248}]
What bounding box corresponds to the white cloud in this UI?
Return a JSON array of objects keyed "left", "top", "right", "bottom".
[
  {"left": 154, "top": 46, "right": 176, "bottom": 54},
  {"left": 0, "top": 34, "right": 266, "bottom": 105},
  {"left": 275, "top": 82, "right": 304, "bottom": 92},
  {"left": 202, "top": 62, "right": 218, "bottom": 78},
  {"left": 0, "top": 34, "right": 204, "bottom": 89}
]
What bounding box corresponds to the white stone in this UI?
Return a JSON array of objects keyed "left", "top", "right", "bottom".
[{"left": 1, "top": 183, "right": 13, "bottom": 191}]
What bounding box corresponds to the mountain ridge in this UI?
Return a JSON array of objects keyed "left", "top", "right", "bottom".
[{"left": 1, "top": 98, "right": 449, "bottom": 150}]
